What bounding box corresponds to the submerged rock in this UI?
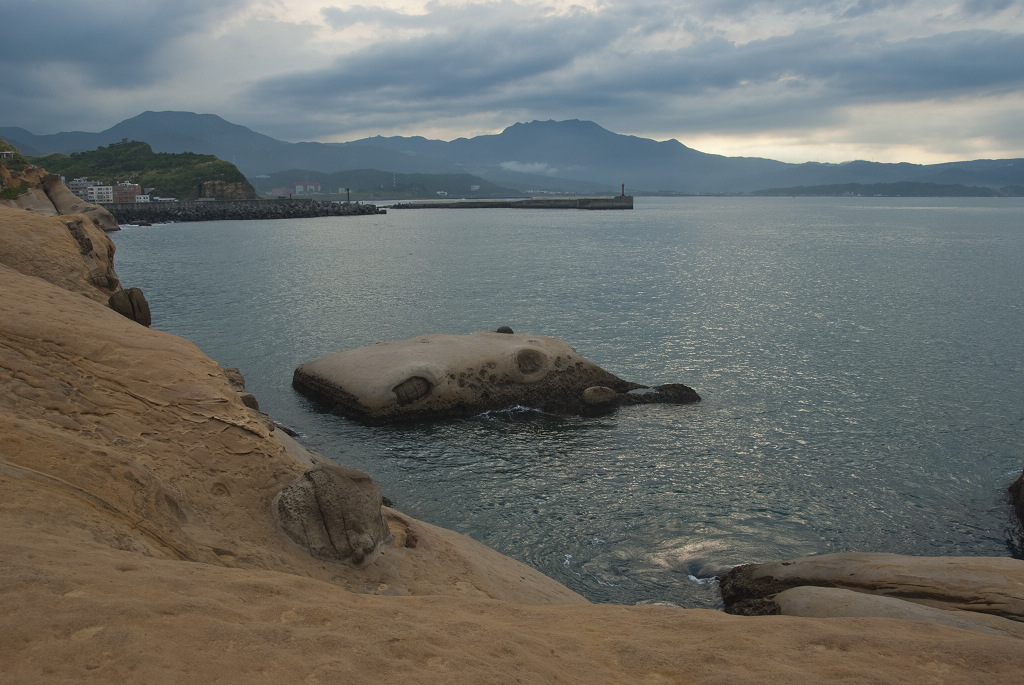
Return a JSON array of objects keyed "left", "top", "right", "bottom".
[{"left": 292, "top": 330, "right": 700, "bottom": 424}]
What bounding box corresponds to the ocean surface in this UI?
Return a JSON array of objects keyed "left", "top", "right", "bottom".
[{"left": 110, "top": 196, "right": 1024, "bottom": 608}]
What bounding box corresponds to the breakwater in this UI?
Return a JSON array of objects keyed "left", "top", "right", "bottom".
[
  {"left": 102, "top": 198, "right": 384, "bottom": 224},
  {"left": 391, "top": 196, "right": 633, "bottom": 210}
]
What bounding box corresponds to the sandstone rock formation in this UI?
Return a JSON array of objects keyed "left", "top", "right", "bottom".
[
  {"left": 0, "top": 205, "right": 120, "bottom": 303},
  {"left": 108, "top": 287, "right": 152, "bottom": 327},
  {"left": 1, "top": 163, "right": 119, "bottom": 232},
  {"left": 40, "top": 172, "right": 120, "bottom": 232},
  {"left": 4, "top": 204, "right": 1024, "bottom": 683},
  {"left": 1, "top": 154, "right": 154, "bottom": 326},
  {"left": 720, "top": 552, "right": 1024, "bottom": 637},
  {"left": 0, "top": 205, "right": 151, "bottom": 325},
  {"left": 274, "top": 461, "right": 392, "bottom": 567},
  {"left": 771, "top": 585, "right": 1024, "bottom": 639},
  {"left": 293, "top": 331, "right": 700, "bottom": 423}
]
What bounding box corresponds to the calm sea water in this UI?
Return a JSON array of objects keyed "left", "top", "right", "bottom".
[{"left": 110, "top": 197, "right": 1024, "bottom": 608}]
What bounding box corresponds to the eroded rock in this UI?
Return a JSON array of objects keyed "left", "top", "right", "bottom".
[
  {"left": 42, "top": 174, "right": 120, "bottom": 232},
  {"left": 220, "top": 366, "right": 247, "bottom": 392},
  {"left": 582, "top": 385, "right": 618, "bottom": 406},
  {"left": 720, "top": 552, "right": 1024, "bottom": 623},
  {"left": 1010, "top": 471, "right": 1024, "bottom": 531},
  {"left": 773, "top": 586, "right": 1024, "bottom": 639},
  {"left": 0, "top": 205, "right": 119, "bottom": 303},
  {"left": 108, "top": 287, "right": 152, "bottom": 327},
  {"left": 292, "top": 330, "right": 700, "bottom": 424},
  {"left": 273, "top": 461, "right": 392, "bottom": 567}
]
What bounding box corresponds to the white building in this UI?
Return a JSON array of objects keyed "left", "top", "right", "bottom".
[
  {"left": 67, "top": 177, "right": 100, "bottom": 200},
  {"left": 294, "top": 182, "right": 321, "bottom": 194},
  {"left": 86, "top": 185, "right": 113, "bottom": 203}
]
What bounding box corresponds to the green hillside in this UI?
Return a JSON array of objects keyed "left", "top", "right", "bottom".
[{"left": 33, "top": 140, "right": 257, "bottom": 200}]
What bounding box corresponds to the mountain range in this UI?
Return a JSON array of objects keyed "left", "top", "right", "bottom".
[{"left": 3, "top": 111, "right": 1022, "bottom": 194}]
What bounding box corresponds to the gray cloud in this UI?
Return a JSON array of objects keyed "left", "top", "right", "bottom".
[
  {"left": 321, "top": 4, "right": 428, "bottom": 28},
  {"left": 2, "top": 0, "right": 1022, "bottom": 161},
  {"left": 246, "top": 8, "right": 1024, "bottom": 139},
  {"left": 0, "top": 0, "right": 247, "bottom": 86},
  {"left": 259, "top": 4, "right": 616, "bottom": 103},
  {"left": 961, "top": 0, "right": 1015, "bottom": 15}
]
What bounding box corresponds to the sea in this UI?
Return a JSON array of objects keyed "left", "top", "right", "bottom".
[{"left": 109, "top": 196, "right": 1024, "bottom": 609}]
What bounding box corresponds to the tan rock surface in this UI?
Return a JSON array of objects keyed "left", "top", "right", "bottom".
[
  {"left": 0, "top": 166, "right": 119, "bottom": 232},
  {"left": 721, "top": 552, "right": 1024, "bottom": 621},
  {"left": 4, "top": 208, "right": 1024, "bottom": 682},
  {"left": 6, "top": 534, "right": 1024, "bottom": 684},
  {"left": 11, "top": 185, "right": 59, "bottom": 216},
  {"left": 41, "top": 173, "right": 120, "bottom": 232},
  {"left": 774, "top": 586, "right": 1024, "bottom": 639},
  {"left": 0, "top": 205, "right": 119, "bottom": 302}
]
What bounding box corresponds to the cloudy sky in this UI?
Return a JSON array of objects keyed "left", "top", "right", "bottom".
[{"left": 2, "top": 0, "right": 1022, "bottom": 163}]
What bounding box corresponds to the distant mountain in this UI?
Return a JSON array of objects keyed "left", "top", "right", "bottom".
[
  {"left": 4, "top": 112, "right": 1023, "bottom": 194},
  {"left": 0, "top": 111, "right": 470, "bottom": 181},
  {"left": 348, "top": 119, "right": 791, "bottom": 193}
]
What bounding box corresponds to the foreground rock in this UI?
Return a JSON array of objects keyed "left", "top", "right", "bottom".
[
  {"left": 771, "top": 586, "right": 1024, "bottom": 639},
  {"left": 293, "top": 330, "right": 700, "bottom": 423},
  {"left": 0, "top": 205, "right": 119, "bottom": 303},
  {"left": 0, "top": 205, "right": 151, "bottom": 325},
  {"left": 1, "top": 163, "right": 119, "bottom": 231},
  {"left": 4, "top": 207, "right": 1024, "bottom": 682},
  {"left": 720, "top": 552, "right": 1024, "bottom": 638},
  {"left": 274, "top": 461, "right": 393, "bottom": 567}
]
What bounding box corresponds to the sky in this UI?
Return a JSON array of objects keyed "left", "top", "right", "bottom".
[{"left": 2, "top": 0, "right": 1023, "bottom": 164}]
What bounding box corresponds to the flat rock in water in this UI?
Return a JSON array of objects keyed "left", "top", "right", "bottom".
[
  {"left": 292, "top": 331, "right": 700, "bottom": 423},
  {"left": 720, "top": 552, "right": 1024, "bottom": 624}
]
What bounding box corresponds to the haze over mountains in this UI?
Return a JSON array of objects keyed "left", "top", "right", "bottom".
[{"left": 3, "top": 111, "right": 1022, "bottom": 194}]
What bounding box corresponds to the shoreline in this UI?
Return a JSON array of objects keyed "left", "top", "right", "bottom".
[{"left": 391, "top": 195, "right": 633, "bottom": 210}]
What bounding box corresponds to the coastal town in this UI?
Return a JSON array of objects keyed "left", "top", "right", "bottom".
[
  {"left": 65, "top": 177, "right": 347, "bottom": 203},
  {"left": 65, "top": 177, "right": 157, "bottom": 203}
]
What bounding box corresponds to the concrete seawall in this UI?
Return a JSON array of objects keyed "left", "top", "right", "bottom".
[
  {"left": 391, "top": 196, "right": 634, "bottom": 210},
  {"left": 102, "top": 198, "right": 384, "bottom": 224}
]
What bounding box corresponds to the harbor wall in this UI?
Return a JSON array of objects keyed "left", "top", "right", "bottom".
[
  {"left": 392, "top": 195, "right": 633, "bottom": 210},
  {"left": 102, "top": 198, "right": 383, "bottom": 224}
]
